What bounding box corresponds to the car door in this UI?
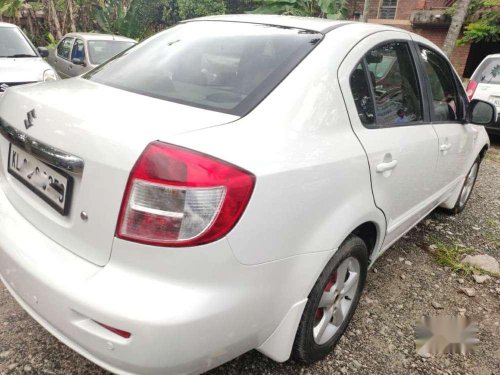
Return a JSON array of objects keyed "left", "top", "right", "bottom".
[
  {"left": 338, "top": 31, "right": 439, "bottom": 248},
  {"left": 414, "top": 41, "right": 476, "bottom": 193},
  {"left": 68, "top": 38, "right": 86, "bottom": 77},
  {"left": 54, "top": 37, "right": 74, "bottom": 78}
]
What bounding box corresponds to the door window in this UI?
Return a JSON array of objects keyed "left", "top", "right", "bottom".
[
  {"left": 418, "top": 47, "right": 462, "bottom": 122},
  {"left": 57, "top": 37, "right": 74, "bottom": 60},
  {"left": 349, "top": 41, "right": 423, "bottom": 128},
  {"left": 350, "top": 63, "right": 376, "bottom": 127},
  {"left": 71, "top": 39, "right": 85, "bottom": 61}
]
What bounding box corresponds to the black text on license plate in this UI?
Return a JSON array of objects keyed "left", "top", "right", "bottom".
[{"left": 8, "top": 144, "right": 73, "bottom": 215}]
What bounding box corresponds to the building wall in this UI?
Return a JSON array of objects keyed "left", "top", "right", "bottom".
[{"left": 347, "top": 0, "right": 471, "bottom": 76}]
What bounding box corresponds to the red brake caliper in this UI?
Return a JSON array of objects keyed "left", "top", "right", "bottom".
[{"left": 315, "top": 272, "right": 337, "bottom": 323}]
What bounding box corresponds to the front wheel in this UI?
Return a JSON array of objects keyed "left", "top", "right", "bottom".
[
  {"left": 292, "top": 235, "right": 368, "bottom": 363},
  {"left": 446, "top": 157, "right": 481, "bottom": 215}
]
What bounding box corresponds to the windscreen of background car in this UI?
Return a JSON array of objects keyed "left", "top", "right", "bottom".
[
  {"left": 84, "top": 22, "right": 323, "bottom": 115},
  {"left": 0, "top": 27, "right": 36, "bottom": 58},
  {"left": 87, "top": 40, "right": 136, "bottom": 65},
  {"left": 472, "top": 58, "right": 500, "bottom": 84}
]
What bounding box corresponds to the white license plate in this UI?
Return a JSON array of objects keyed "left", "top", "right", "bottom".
[
  {"left": 492, "top": 97, "right": 500, "bottom": 106},
  {"left": 8, "top": 143, "right": 73, "bottom": 215}
]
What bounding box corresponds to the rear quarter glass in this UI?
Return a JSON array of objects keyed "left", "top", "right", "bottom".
[
  {"left": 472, "top": 58, "right": 500, "bottom": 85},
  {"left": 84, "top": 22, "right": 323, "bottom": 116}
]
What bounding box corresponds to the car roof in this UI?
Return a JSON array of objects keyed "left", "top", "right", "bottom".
[
  {"left": 63, "top": 32, "right": 136, "bottom": 43},
  {"left": 186, "top": 14, "right": 354, "bottom": 34},
  {"left": 0, "top": 21, "right": 17, "bottom": 28},
  {"left": 482, "top": 53, "right": 500, "bottom": 60}
]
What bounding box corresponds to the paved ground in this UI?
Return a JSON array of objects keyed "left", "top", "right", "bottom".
[{"left": 1, "top": 139, "right": 499, "bottom": 375}]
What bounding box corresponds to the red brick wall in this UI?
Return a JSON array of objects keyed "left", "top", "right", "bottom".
[
  {"left": 411, "top": 28, "right": 471, "bottom": 75},
  {"left": 346, "top": 0, "right": 471, "bottom": 76}
]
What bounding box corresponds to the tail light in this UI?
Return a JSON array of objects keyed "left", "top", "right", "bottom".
[
  {"left": 466, "top": 80, "right": 478, "bottom": 101},
  {"left": 116, "top": 142, "right": 255, "bottom": 247}
]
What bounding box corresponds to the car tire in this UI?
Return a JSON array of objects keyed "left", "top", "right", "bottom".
[
  {"left": 445, "top": 157, "right": 481, "bottom": 215},
  {"left": 292, "top": 235, "right": 368, "bottom": 363}
]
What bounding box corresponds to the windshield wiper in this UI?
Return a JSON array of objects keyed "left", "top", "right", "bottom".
[{"left": 1, "top": 54, "right": 37, "bottom": 58}]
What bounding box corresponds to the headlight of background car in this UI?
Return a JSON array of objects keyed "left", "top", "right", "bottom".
[{"left": 43, "top": 69, "right": 59, "bottom": 82}]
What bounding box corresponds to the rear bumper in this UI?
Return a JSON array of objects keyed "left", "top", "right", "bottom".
[{"left": 0, "top": 187, "right": 330, "bottom": 374}]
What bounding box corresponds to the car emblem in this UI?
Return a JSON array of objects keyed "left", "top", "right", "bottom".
[
  {"left": 24, "top": 109, "right": 37, "bottom": 130},
  {"left": 0, "top": 83, "right": 9, "bottom": 92}
]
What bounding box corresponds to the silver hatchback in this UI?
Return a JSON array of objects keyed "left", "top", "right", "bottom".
[{"left": 48, "top": 33, "right": 136, "bottom": 78}]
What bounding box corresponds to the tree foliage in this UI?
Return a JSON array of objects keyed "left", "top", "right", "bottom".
[
  {"left": 447, "top": 0, "right": 500, "bottom": 44},
  {"left": 251, "top": 0, "right": 348, "bottom": 19}
]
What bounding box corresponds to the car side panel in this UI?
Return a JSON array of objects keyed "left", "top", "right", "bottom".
[{"left": 167, "top": 27, "right": 386, "bottom": 265}]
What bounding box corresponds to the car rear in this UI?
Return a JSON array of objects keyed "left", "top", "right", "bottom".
[
  {"left": 467, "top": 55, "right": 500, "bottom": 134},
  {"left": 0, "top": 20, "right": 330, "bottom": 374}
]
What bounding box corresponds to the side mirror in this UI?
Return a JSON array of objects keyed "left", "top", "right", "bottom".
[
  {"left": 467, "top": 99, "right": 498, "bottom": 126},
  {"left": 72, "top": 57, "right": 86, "bottom": 67},
  {"left": 37, "top": 47, "right": 49, "bottom": 58}
]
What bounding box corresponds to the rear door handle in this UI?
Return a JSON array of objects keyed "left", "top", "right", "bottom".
[
  {"left": 376, "top": 160, "right": 398, "bottom": 173},
  {"left": 440, "top": 143, "right": 451, "bottom": 151}
]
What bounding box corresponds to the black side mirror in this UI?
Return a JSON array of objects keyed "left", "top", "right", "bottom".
[
  {"left": 72, "top": 57, "right": 86, "bottom": 67},
  {"left": 467, "top": 99, "right": 498, "bottom": 126},
  {"left": 37, "top": 47, "right": 49, "bottom": 58}
]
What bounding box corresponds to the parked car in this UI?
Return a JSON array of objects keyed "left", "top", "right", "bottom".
[
  {"left": 48, "top": 33, "right": 136, "bottom": 78},
  {"left": 466, "top": 54, "right": 500, "bottom": 135},
  {"left": 0, "top": 22, "right": 58, "bottom": 96},
  {"left": 0, "top": 15, "right": 496, "bottom": 375}
]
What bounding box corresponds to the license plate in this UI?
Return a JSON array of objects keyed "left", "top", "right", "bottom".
[
  {"left": 8, "top": 143, "right": 73, "bottom": 215},
  {"left": 493, "top": 97, "right": 500, "bottom": 106}
]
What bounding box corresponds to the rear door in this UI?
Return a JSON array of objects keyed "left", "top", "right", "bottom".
[
  {"left": 413, "top": 42, "right": 476, "bottom": 192},
  {"left": 54, "top": 37, "right": 74, "bottom": 78},
  {"left": 338, "top": 31, "right": 439, "bottom": 247}
]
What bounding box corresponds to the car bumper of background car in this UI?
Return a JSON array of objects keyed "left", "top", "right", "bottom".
[{"left": 0, "top": 186, "right": 331, "bottom": 375}]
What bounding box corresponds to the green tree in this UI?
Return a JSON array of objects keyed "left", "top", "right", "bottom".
[
  {"left": 251, "top": 0, "right": 348, "bottom": 19},
  {"left": 178, "top": 0, "right": 226, "bottom": 20},
  {"left": 0, "top": 0, "right": 24, "bottom": 22},
  {"left": 446, "top": 0, "right": 500, "bottom": 45}
]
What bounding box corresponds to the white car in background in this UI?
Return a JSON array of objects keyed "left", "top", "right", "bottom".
[
  {"left": 0, "top": 15, "right": 496, "bottom": 375},
  {"left": 0, "top": 22, "right": 58, "bottom": 95},
  {"left": 466, "top": 53, "right": 500, "bottom": 135}
]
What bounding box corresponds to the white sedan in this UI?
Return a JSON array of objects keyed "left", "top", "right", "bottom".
[{"left": 0, "top": 15, "right": 496, "bottom": 375}]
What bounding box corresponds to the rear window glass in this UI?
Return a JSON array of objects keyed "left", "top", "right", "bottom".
[
  {"left": 88, "top": 40, "right": 136, "bottom": 65},
  {"left": 472, "top": 58, "right": 500, "bottom": 84},
  {"left": 84, "top": 22, "right": 322, "bottom": 115}
]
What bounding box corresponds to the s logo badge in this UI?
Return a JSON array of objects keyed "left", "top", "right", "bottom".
[{"left": 24, "top": 109, "right": 37, "bottom": 130}]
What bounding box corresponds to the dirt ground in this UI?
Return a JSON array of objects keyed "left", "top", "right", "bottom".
[{"left": 1, "top": 140, "right": 499, "bottom": 375}]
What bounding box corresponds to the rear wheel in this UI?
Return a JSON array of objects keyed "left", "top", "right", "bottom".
[
  {"left": 445, "top": 157, "right": 480, "bottom": 215},
  {"left": 292, "top": 235, "right": 368, "bottom": 363}
]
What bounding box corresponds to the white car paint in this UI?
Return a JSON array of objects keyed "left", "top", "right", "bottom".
[
  {"left": 0, "top": 22, "right": 58, "bottom": 94},
  {"left": 0, "top": 15, "right": 491, "bottom": 375},
  {"left": 467, "top": 53, "right": 500, "bottom": 134}
]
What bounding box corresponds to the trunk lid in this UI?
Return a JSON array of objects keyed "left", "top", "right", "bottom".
[{"left": 0, "top": 78, "right": 237, "bottom": 265}]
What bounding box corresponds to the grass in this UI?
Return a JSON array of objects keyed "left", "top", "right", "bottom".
[
  {"left": 431, "top": 241, "right": 499, "bottom": 277},
  {"left": 484, "top": 232, "right": 500, "bottom": 248},
  {"left": 486, "top": 218, "right": 499, "bottom": 229},
  {"left": 433, "top": 242, "right": 478, "bottom": 275}
]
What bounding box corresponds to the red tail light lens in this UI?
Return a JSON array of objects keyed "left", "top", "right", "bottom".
[
  {"left": 116, "top": 142, "right": 255, "bottom": 247},
  {"left": 466, "top": 80, "right": 478, "bottom": 101}
]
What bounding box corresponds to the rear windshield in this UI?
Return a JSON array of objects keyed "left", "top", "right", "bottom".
[
  {"left": 88, "top": 40, "right": 136, "bottom": 65},
  {"left": 84, "top": 22, "right": 322, "bottom": 115},
  {"left": 472, "top": 58, "right": 500, "bottom": 84}
]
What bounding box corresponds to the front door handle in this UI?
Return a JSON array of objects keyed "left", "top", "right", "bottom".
[
  {"left": 376, "top": 160, "right": 398, "bottom": 173},
  {"left": 440, "top": 143, "right": 451, "bottom": 151}
]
